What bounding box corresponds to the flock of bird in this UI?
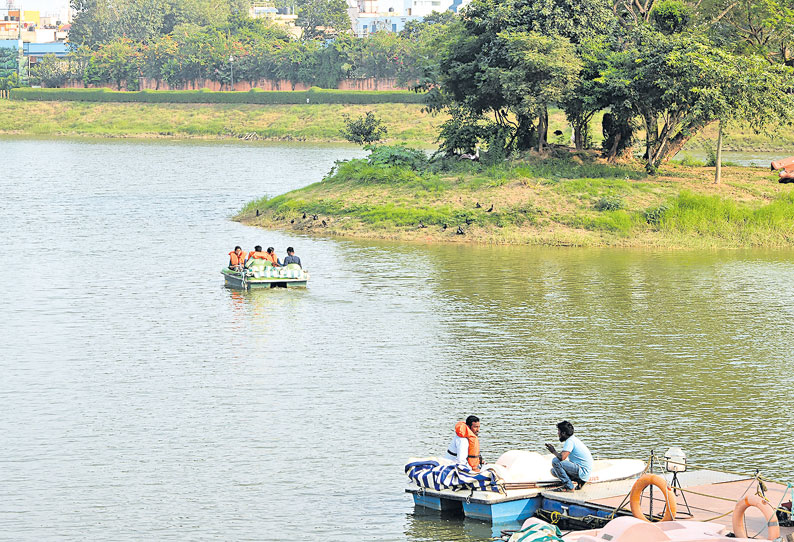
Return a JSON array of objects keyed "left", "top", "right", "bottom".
[{"left": 255, "top": 200, "right": 495, "bottom": 236}]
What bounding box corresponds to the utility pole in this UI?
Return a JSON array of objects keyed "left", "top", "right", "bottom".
[{"left": 17, "top": 0, "right": 24, "bottom": 81}]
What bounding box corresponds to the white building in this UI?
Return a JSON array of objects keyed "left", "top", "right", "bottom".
[{"left": 351, "top": 0, "right": 471, "bottom": 36}]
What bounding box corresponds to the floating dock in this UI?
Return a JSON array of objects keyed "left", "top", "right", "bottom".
[{"left": 408, "top": 468, "right": 793, "bottom": 537}]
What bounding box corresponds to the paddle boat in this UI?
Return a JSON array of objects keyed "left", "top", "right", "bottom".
[
  {"left": 222, "top": 260, "right": 309, "bottom": 289},
  {"left": 506, "top": 515, "right": 781, "bottom": 542},
  {"left": 406, "top": 450, "right": 646, "bottom": 523}
]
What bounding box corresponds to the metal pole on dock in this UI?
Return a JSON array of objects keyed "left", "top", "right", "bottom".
[{"left": 649, "top": 450, "right": 654, "bottom": 520}]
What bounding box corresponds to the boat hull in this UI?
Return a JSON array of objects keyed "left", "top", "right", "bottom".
[{"left": 222, "top": 268, "right": 308, "bottom": 289}]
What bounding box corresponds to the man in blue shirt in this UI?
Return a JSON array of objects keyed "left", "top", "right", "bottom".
[
  {"left": 545, "top": 420, "right": 593, "bottom": 491},
  {"left": 282, "top": 247, "right": 301, "bottom": 268}
]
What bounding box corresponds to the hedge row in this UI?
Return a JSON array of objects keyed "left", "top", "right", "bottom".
[{"left": 9, "top": 87, "right": 427, "bottom": 104}]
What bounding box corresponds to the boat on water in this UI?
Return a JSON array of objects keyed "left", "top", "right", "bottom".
[
  {"left": 507, "top": 516, "right": 782, "bottom": 542},
  {"left": 222, "top": 260, "right": 309, "bottom": 289},
  {"left": 406, "top": 450, "right": 646, "bottom": 523}
]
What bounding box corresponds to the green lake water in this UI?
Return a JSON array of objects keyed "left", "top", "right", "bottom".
[{"left": 0, "top": 138, "right": 792, "bottom": 541}]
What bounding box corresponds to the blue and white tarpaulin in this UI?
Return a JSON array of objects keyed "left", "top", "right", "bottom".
[{"left": 405, "top": 460, "right": 504, "bottom": 493}]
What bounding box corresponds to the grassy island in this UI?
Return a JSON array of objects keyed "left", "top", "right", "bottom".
[{"left": 237, "top": 149, "right": 794, "bottom": 248}]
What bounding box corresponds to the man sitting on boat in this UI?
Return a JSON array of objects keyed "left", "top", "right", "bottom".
[
  {"left": 282, "top": 247, "right": 301, "bottom": 268},
  {"left": 246, "top": 245, "right": 268, "bottom": 264},
  {"left": 264, "top": 247, "right": 281, "bottom": 267},
  {"left": 545, "top": 420, "right": 593, "bottom": 492},
  {"left": 228, "top": 246, "right": 245, "bottom": 270},
  {"left": 445, "top": 415, "right": 483, "bottom": 472}
]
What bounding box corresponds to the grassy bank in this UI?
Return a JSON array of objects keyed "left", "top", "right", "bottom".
[
  {"left": 0, "top": 100, "right": 443, "bottom": 145},
  {"left": 237, "top": 150, "right": 794, "bottom": 248},
  {"left": 3, "top": 99, "right": 794, "bottom": 151}
]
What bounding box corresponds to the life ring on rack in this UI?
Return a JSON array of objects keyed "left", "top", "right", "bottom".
[
  {"left": 732, "top": 494, "right": 780, "bottom": 539},
  {"left": 629, "top": 474, "right": 677, "bottom": 522}
]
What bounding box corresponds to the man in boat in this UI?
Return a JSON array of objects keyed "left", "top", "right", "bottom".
[
  {"left": 282, "top": 247, "right": 301, "bottom": 268},
  {"left": 247, "top": 245, "right": 267, "bottom": 263},
  {"left": 545, "top": 420, "right": 593, "bottom": 492},
  {"left": 445, "top": 415, "right": 483, "bottom": 472},
  {"left": 228, "top": 246, "right": 245, "bottom": 270},
  {"left": 264, "top": 247, "right": 281, "bottom": 267}
]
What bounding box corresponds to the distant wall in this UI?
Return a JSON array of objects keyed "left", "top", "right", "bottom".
[{"left": 62, "top": 77, "right": 409, "bottom": 92}]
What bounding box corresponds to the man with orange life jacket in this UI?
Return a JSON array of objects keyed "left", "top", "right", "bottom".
[
  {"left": 264, "top": 247, "right": 281, "bottom": 267},
  {"left": 445, "top": 415, "right": 483, "bottom": 471},
  {"left": 247, "top": 245, "right": 268, "bottom": 263},
  {"left": 228, "top": 246, "right": 245, "bottom": 269}
]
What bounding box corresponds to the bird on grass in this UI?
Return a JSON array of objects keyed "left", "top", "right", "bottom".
[
  {"left": 312, "top": 214, "right": 318, "bottom": 220},
  {"left": 302, "top": 212, "right": 307, "bottom": 219},
  {"left": 256, "top": 209, "right": 260, "bottom": 217},
  {"left": 322, "top": 220, "right": 327, "bottom": 227},
  {"left": 442, "top": 223, "right": 448, "bottom": 231},
  {"left": 465, "top": 218, "right": 474, "bottom": 225},
  {"left": 486, "top": 204, "right": 494, "bottom": 212},
  {"left": 290, "top": 219, "right": 295, "bottom": 224},
  {"left": 419, "top": 221, "right": 427, "bottom": 229},
  {"left": 456, "top": 226, "right": 465, "bottom": 235},
  {"left": 475, "top": 202, "right": 482, "bottom": 208}
]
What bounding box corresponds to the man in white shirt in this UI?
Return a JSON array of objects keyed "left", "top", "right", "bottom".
[{"left": 445, "top": 415, "right": 482, "bottom": 470}]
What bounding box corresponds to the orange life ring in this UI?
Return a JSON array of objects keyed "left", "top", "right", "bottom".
[
  {"left": 732, "top": 494, "right": 780, "bottom": 539},
  {"left": 629, "top": 473, "right": 677, "bottom": 522}
]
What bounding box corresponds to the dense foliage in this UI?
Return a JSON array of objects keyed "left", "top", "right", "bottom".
[
  {"left": 53, "top": 1, "right": 443, "bottom": 91},
  {"left": 419, "top": 0, "right": 794, "bottom": 169}
]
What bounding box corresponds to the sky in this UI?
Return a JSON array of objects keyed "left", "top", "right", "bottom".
[{"left": 8, "top": 0, "right": 69, "bottom": 16}]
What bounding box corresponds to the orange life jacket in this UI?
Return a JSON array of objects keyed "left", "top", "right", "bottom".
[
  {"left": 229, "top": 250, "right": 244, "bottom": 267},
  {"left": 248, "top": 251, "right": 268, "bottom": 260},
  {"left": 455, "top": 421, "right": 481, "bottom": 470},
  {"left": 264, "top": 252, "right": 279, "bottom": 265}
]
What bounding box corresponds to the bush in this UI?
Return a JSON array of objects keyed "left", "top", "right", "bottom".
[
  {"left": 651, "top": 0, "right": 693, "bottom": 34},
  {"left": 340, "top": 111, "right": 387, "bottom": 145},
  {"left": 9, "top": 87, "right": 427, "bottom": 104},
  {"left": 594, "top": 196, "right": 624, "bottom": 211},
  {"left": 367, "top": 145, "right": 428, "bottom": 170},
  {"left": 644, "top": 203, "right": 670, "bottom": 226}
]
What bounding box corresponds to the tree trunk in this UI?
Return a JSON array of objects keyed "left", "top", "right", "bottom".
[
  {"left": 714, "top": 120, "right": 723, "bottom": 184},
  {"left": 607, "top": 133, "right": 622, "bottom": 162},
  {"left": 643, "top": 113, "right": 658, "bottom": 166},
  {"left": 655, "top": 120, "right": 709, "bottom": 166},
  {"left": 574, "top": 122, "right": 583, "bottom": 150},
  {"left": 537, "top": 105, "right": 548, "bottom": 152}
]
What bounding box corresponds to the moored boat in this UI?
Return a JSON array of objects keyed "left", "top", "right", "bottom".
[
  {"left": 222, "top": 261, "right": 309, "bottom": 289},
  {"left": 405, "top": 451, "right": 646, "bottom": 523}
]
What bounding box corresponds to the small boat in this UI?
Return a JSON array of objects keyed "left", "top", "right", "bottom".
[
  {"left": 406, "top": 451, "right": 646, "bottom": 523},
  {"left": 222, "top": 261, "right": 309, "bottom": 289},
  {"left": 506, "top": 516, "right": 777, "bottom": 542},
  {"left": 563, "top": 516, "right": 775, "bottom": 542}
]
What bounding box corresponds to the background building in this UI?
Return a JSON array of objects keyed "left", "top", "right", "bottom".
[{"left": 351, "top": 0, "right": 472, "bottom": 36}]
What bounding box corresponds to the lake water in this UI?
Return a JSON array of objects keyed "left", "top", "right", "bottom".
[{"left": 1, "top": 138, "right": 792, "bottom": 541}]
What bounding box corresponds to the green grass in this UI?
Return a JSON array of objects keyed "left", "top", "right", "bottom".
[{"left": 3, "top": 96, "right": 794, "bottom": 151}]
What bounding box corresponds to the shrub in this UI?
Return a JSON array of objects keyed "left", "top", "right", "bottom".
[
  {"left": 594, "top": 196, "right": 624, "bottom": 211},
  {"left": 644, "top": 203, "right": 670, "bottom": 226},
  {"left": 651, "top": 0, "right": 693, "bottom": 34},
  {"left": 367, "top": 145, "right": 428, "bottom": 170},
  {"left": 340, "top": 111, "right": 387, "bottom": 145}
]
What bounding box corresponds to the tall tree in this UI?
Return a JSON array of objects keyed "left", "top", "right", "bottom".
[
  {"left": 295, "top": 0, "right": 351, "bottom": 39},
  {"left": 434, "top": 0, "right": 613, "bottom": 153}
]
